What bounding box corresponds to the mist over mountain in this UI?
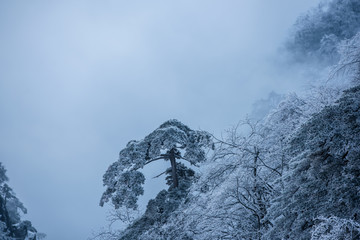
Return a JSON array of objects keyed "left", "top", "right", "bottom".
[
  {"left": 95, "top": 0, "right": 360, "bottom": 239},
  {"left": 1, "top": 0, "right": 359, "bottom": 239}
]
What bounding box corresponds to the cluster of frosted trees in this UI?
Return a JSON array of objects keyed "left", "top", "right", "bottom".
[
  {"left": 287, "top": 0, "right": 360, "bottom": 64},
  {"left": 99, "top": 80, "right": 360, "bottom": 239},
  {"left": 99, "top": 60, "right": 360, "bottom": 240},
  {"left": 98, "top": 0, "right": 360, "bottom": 239},
  {"left": 129, "top": 64, "right": 360, "bottom": 240}
]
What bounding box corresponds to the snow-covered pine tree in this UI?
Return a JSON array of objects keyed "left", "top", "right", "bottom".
[
  {"left": 98, "top": 119, "right": 213, "bottom": 239},
  {"left": 100, "top": 119, "right": 212, "bottom": 210},
  {"left": 0, "top": 163, "right": 39, "bottom": 240}
]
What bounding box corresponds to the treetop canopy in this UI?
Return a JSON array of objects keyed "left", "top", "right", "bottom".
[{"left": 100, "top": 119, "right": 213, "bottom": 209}]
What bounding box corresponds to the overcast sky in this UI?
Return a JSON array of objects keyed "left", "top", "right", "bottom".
[{"left": 0, "top": 1, "right": 319, "bottom": 239}]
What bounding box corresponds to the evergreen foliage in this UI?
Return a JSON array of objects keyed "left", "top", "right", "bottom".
[
  {"left": 0, "top": 163, "right": 39, "bottom": 240},
  {"left": 100, "top": 119, "right": 212, "bottom": 210},
  {"left": 118, "top": 163, "right": 196, "bottom": 239},
  {"left": 99, "top": 120, "right": 212, "bottom": 239}
]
